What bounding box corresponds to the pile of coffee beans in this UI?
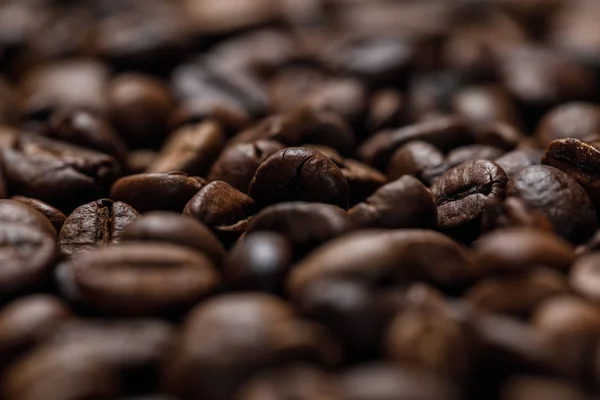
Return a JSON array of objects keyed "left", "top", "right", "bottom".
[{"left": 3, "top": 0, "right": 600, "bottom": 399}]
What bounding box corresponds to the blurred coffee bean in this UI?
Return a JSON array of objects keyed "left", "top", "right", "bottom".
[
  {"left": 249, "top": 147, "right": 349, "bottom": 210},
  {"left": 446, "top": 145, "right": 505, "bottom": 168},
  {"left": 341, "top": 158, "right": 388, "bottom": 206},
  {"left": 350, "top": 176, "right": 437, "bottom": 230},
  {"left": 408, "top": 72, "right": 462, "bottom": 121},
  {"left": 387, "top": 141, "right": 448, "bottom": 185},
  {"left": 501, "top": 376, "right": 592, "bottom": 400},
  {"left": 11, "top": 195, "right": 66, "bottom": 232},
  {"left": 122, "top": 212, "right": 225, "bottom": 266},
  {"left": 481, "top": 197, "right": 554, "bottom": 233},
  {"left": 495, "top": 147, "right": 543, "bottom": 178},
  {"left": 225, "top": 232, "right": 292, "bottom": 293},
  {"left": 365, "top": 88, "right": 407, "bottom": 132},
  {"left": 208, "top": 140, "right": 284, "bottom": 193},
  {"left": 536, "top": 102, "right": 600, "bottom": 146},
  {"left": 56, "top": 243, "right": 219, "bottom": 316},
  {"left": 110, "top": 172, "right": 207, "bottom": 213},
  {"left": 509, "top": 165, "right": 597, "bottom": 243},
  {"left": 453, "top": 84, "right": 522, "bottom": 128},
  {"left": 570, "top": 253, "right": 600, "bottom": 306},
  {"left": 126, "top": 149, "right": 157, "bottom": 174},
  {"left": 473, "top": 121, "right": 523, "bottom": 151},
  {"left": 0, "top": 198, "right": 56, "bottom": 236},
  {"left": 533, "top": 296, "right": 600, "bottom": 340},
  {"left": 59, "top": 199, "right": 139, "bottom": 258}
]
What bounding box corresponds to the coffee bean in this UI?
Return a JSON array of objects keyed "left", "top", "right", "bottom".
[
  {"left": 208, "top": 140, "right": 285, "bottom": 193},
  {"left": 501, "top": 376, "right": 592, "bottom": 400},
  {"left": 570, "top": 253, "right": 600, "bottom": 306},
  {"left": 533, "top": 296, "right": 600, "bottom": 340},
  {"left": 481, "top": 197, "right": 554, "bottom": 233},
  {"left": 107, "top": 74, "right": 174, "bottom": 149},
  {"left": 446, "top": 144, "right": 505, "bottom": 168},
  {"left": 249, "top": 147, "right": 349, "bottom": 210},
  {"left": 536, "top": 102, "right": 600, "bottom": 146},
  {"left": 111, "top": 172, "right": 207, "bottom": 213},
  {"left": 473, "top": 121, "right": 523, "bottom": 151},
  {"left": 453, "top": 84, "right": 522, "bottom": 127},
  {"left": 431, "top": 160, "right": 508, "bottom": 240},
  {"left": 509, "top": 165, "right": 597, "bottom": 243},
  {"left": 340, "top": 159, "right": 387, "bottom": 205},
  {"left": 147, "top": 121, "right": 225, "bottom": 177},
  {"left": 56, "top": 243, "right": 219, "bottom": 316},
  {"left": 126, "top": 149, "right": 157, "bottom": 174},
  {"left": 543, "top": 138, "right": 600, "bottom": 208},
  {"left": 360, "top": 116, "right": 473, "bottom": 170},
  {"left": 475, "top": 228, "right": 575, "bottom": 274},
  {"left": 122, "top": 212, "right": 225, "bottom": 266},
  {"left": 59, "top": 199, "right": 140, "bottom": 258},
  {"left": 2, "top": 134, "right": 121, "bottom": 212},
  {"left": 11, "top": 196, "right": 67, "bottom": 232},
  {"left": 225, "top": 232, "right": 292, "bottom": 293},
  {"left": 387, "top": 141, "right": 448, "bottom": 185},
  {"left": 0, "top": 199, "right": 56, "bottom": 236},
  {"left": 349, "top": 176, "right": 437, "bottom": 230},
  {"left": 495, "top": 148, "right": 544, "bottom": 178},
  {"left": 365, "top": 88, "right": 407, "bottom": 132}
]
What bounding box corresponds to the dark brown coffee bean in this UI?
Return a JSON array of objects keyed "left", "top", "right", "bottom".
[
  {"left": 360, "top": 116, "right": 473, "bottom": 170},
  {"left": 570, "top": 253, "right": 600, "bottom": 306},
  {"left": 349, "top": 176, "right": 437, "bottom": 230},
  {"left": 122, "top": 212, "right": 225, "bottom": 267},
  {"left": 147, "top": 121, "right": 225, "bottom": 177},
  {"left": 533, "top": 296, "right": 600, "bottom": 340},
  {"left": 11, "top": 196, "right": 67, "bottom": 232},
  {"left": 0, "top": 223, "right": 57, "bottom": 299},
  {"left": 446, "top": 144, "right": 505, "bottom": 168},
  {"left": 431, "top": 160, "right": 508, "bottom": 240},
  {"left": 365, "top": 88, "right": 407, "bottom": 132},
  {"left": 495, "top": 148, "right": 544, "bottom": 178},
  {"left": 107, "top": 74, "right": 174, "bottom": 149},
  {"left": 536, "top": 102, "right": 600, "bottom": 146},
  {"left": 111, "top": 172, "right": 207, "bottom": 213},
  {"left": 481, "top": 197, "right": 554, "bottom": 233},
  {"left": 225, "top": 232, "right": 292, "bottom": 293},
  {"left": 0, "top": 295, "right": 72, "bottom": 367},
  {"left": 501, "top": 376, "right": 592, "bottom": 400},
  {"left": 208, "top": 140, "right": 285, "bottom": 193},
  {"left": 509, "top": 165, "right": 597, "bottom": 243},
  {"left": 543, "top": 138, "right": 600, "bottom": 208},
  {"left": 249, "top": 147, "right": 349, "bottom": 210},
  {"left": 473, "top": 121, "right": 523, "bottom": 151},
  {"left": 0, "top": 199, "right": 56, "bottom": 236},
  {"left": 289, "top": 230, "right": 477, "bottom": 295},
  {"left": 453, "top": 84, "right": 522, "bottom": 128},
  {"left": 341, "top": 159, "right": 388, "bottom": 206},
  {"left": 387, "top": 141, "right": 448, "bottom": 185},
  {"left": 247, "top": 202, "right": 352, "bottom": 255},
  {"left": 164, "top": 293, "right": 341, "bottom": 400},
  {"left": 59, "top": 199, "right": 140, "bottom": 258},
  {"left": 2, "top": 134, "right": 121, "bottom": 212},
  {"left": 338, "top": 363, "right": 461, "bottom": 400},
  {"left": 465, "top": 268, "right": 569, "bottom": 317},
  {"left": 126, "top": 149, "right": 157, "bottom": 174},
  {"left": 475, "top": 228, "right": 575, "bottom": 274},
  {"left": 56, "top": 243, "right": 219, "bottom": 316},
  {"left": 48, "top": 109, "right": 128, "bottom": 164}
]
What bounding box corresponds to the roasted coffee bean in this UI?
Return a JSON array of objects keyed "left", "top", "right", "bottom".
[
  {"left": 59, "top": 199, "right": 140, "bottom": 258},
  {"left": 481, "top": 197, "right": 554, "bottom": 233},
  {"left": 446, "top": 145, "right": 505, "bottom": 168},
  {"left": 122, "top": 212, "right": 225, "bottom": 266},
  {"left": 56, "top": 243, "right": 219, "bottom": 316},
  {"left": 533, "top": 296, "right": 600, "bottom": 340},
  {"left": 247, "top": 202, "right": 352, "bottom": 255},
  {"left": 0, "top": 199, "right": 56, "bottom": 236},
  {"left": 349, "top": 176, "right": 437, "bottom": 230},
  {"left": 365, "top": 88, "right": 407, "bottom": 132},
  {"left": 164, "top": 293, "right": 341, "bottom": 400},
  {"left": 48, "top": 109, "right": 128, "bottom": 164},
  {"left": 360, "top": 116, "right": 473, "bottom": 170},
  {"left": 107, "top": 74, "right": 174, "bottom": 149},
  {"left": 570, "top": 253, "right": 600, "bottom": 306},
  {"left": 341, "top": 159, "right": 388, "bottom": 206},
  {"left": 431, "top": 160, "right": 508, "bottom": 240},
  {"left": 536, "top": 102, "right": 600, "bottom": 146},
  {"left": 208, "top": 140, "right": 285, "bottom": 193},
  {"left": 0, "top": 295, "right": 72, "bottom": 367},
  {"left": 2, "top": 134, "right": 121, "bottom": 212},
  {"left": 501, "top": 376, "right": 592, "bottom": 400},
  {"left": 249, "top": 147, "right": 349, "bottom": 210},
  {"left": 464, "top": 268, "right": 569, "bottom": 317},
  {"left": 11, "top": 196, "right": 68, "bottom": 232},
  {"left": 0, "top": 223, "right": 57, "bottom": 299},
  {"left": 387, "top": 141, "right": 448, "bottom": 185},
  {"left": 126, "top": 149, "right": 157, "bottom": 174},
  {"left": 473, "top": 121, "right": 523, "bottom": 151},
  {"left": 543, "top": 138, "right": 600, "bottom": 208},
  {"left": 289, "top": 230, "right": 477, "bottom": 295},
  {"left": 147, "top": 120, "right": 225, "bottom": 177},
  {"left": 225, "top": 232, "right": 292, "bottom": 293},
  {"left": 111, "top": 172, "right": 207, "bottom": 213},
  {"left": 509, "top": 165, "right": 597, "bottom": 243},
  {"left": 475, "top": 228, "right": 575, "bottom": 274},
  {"left": 495, "top": 148, "right": 544, "bottom": 178},
  {"left": 452, "top": 84, "right": 522, "bottom": 128}
]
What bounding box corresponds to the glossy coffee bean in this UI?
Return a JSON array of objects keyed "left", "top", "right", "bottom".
[
  {"left": 2, "top": 134, "right": 121, "bottom": 212},
  {"left": 122, "top": 212, "right": 225, "bottom": 266},
  {"left": 509, "top": 165, "right": 597, "bottom": 243},
  {"left": 208, "top": 140, "right": 285, "bottom": 193},
  {"left": 387, "top": 141, "right": 448, "bottom": 185},
  {"left": 0, "top": 199, "right": 56, "bottom": 236},
  {"left": 349, "top": 176, "right": 437, "bottom": 230},
  {"left": 570, "top": 253, "right": 600, "bottom": 306},
  {"left": 56, "top": 243, "right": 219, "bottom": 316},
  {"left": 225, "top": 232, "right": 292, "bottom": 293},
  {"left": 446, "top": 144, "right": 505, "bottom": 168},
  {"left": 249, "top": 147, "right": 349, "bottom": 210},
  {"left": 147, "top": 121, "right": 225, "bottom": 177},
  {"left": 481, "top": 197, "right": 553, "bottom": 233},
  {"left": 495, "top": 148, "right": 543, "bottom": 178},
  {"left": 431, "top": 160, "right": 508, "bottom": 240},
  {"left": 59, "top": 199, "right": 140, "bottom": 258},
  {"left": 536, "top": 102, "right": 600, "bottom": 146},
  {"left": 111, "top": 172, "right": 207, "bottom": 213},
  {"left": 341, "top": 159, "right": 388, "bottom": 206},
  {"left": 11, "top": 196, "right": 67, "bottom": 232}
]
